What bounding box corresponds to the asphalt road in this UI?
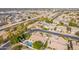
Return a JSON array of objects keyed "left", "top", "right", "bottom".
[
  {"left": 0, "top": 28, "right": 79, "bottom": 50},
  {"left": 0, "top": 41, "right": 10, "bottom": 50},
  {"left": 26, "top": 29, "right": 79, "bottom": 40}
]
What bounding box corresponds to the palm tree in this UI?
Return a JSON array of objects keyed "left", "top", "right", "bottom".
[
  {"left": 43, "top": 39, "right": 48, "bottom": 49},
  {"left": 62, "top": 36, "right": 73, "bottom": 50}
]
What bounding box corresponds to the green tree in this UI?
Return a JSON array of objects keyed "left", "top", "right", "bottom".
[
  {"left": 33, "top": 41, "right": 43, "bottom": 50},
  {"left": 59, "top": 21, "right": 64, "bottom": 26},
  {"left": 66, "top": 26, "right": 71, "bottom": 33},
  {"left": 39, "top": 17, "right": 53, "bottom": 23},
  {"left": 22, "top": 33, "right": 31, "bottom": 39},
  {"left": 16, "top": 23, "right": 25, "bottom": 35},
  {"left": 0, "top": 36, "right": 4, "bottom": 45},
  {"left": 43, "top": 27, "right": 49, "bottom": 30},
  {"left": 7, "top": 31, "right": 19, "bottom": 45},
  {"left": 45, "top": 18, "right": 53, "bottom": 23},
  {"left": 69, "top": 19, "right": 77, "bottom": 27}
]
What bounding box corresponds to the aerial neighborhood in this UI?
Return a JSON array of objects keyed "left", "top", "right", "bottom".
[{"left": 0, "top": 8, "right": 79, "bottom": 50}]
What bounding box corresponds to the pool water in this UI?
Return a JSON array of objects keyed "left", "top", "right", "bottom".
[{"left": 24, "top": 41, "right": 32, "bottom": 47}]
